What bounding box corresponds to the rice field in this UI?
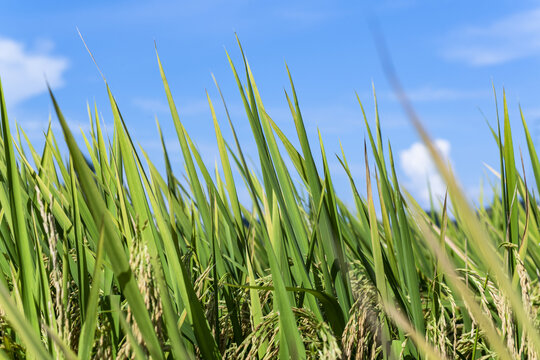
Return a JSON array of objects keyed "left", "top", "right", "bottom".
[{"left": 0, "top": 41, "right": 539, "bottom": 359}]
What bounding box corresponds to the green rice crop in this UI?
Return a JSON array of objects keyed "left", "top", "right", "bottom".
[{"left": 0, "top": 39, "right": 539, "bottom": 359}]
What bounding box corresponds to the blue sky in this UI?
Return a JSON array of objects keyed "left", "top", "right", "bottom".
[{"left": 2, "top": 1, "right": 540, "bottom": 207}]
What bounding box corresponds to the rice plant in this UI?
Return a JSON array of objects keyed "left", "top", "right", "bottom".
[{"left": 0, "top": 38, "right": 539, "bottom": 359}]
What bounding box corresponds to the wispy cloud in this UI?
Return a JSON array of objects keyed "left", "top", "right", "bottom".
[
  {"left": 400, "top": 139, "right": 450, "bottom": 204},
  {"left": 275, "top": 7, "right": 334, "bottom": 24},
  {"left": 521, "top": 106, "right": 540, "bottom": 120},
  {"left": 442, "top": 8, "right": 540, "bottom": 66},
  {"left": 376, "top": 86, "right": 487, "bottom": 103},
  {"left": 133, "top": 96, "right": 210, "bottom": 117},
  {"left": 292, "top": 103, "right": 364, "bottom": 134},
  {"left": 131, "top": 97, "right": 210, "bottom": 117},
  {"left": 0, "top": 36, "right": 68, "bottom": 106},
  {"left": 132, "top": 97, "right": 170, "bottom": 114},
  {"left": 398, "top": 86, "right": 488, "bottom": 102},
  {"left": 374, "top": 0, "right": 418, "bottom": 12}
]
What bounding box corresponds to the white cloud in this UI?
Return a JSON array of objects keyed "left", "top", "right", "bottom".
[
  {"left": 0, "top": 36, "right": 68, "bottom": 106},
  {"left": 400, "top": 139, "right": 450, "bottom": 204},
  {"left": 442, "top": 8, "right": 540, "bottom": 66}
]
